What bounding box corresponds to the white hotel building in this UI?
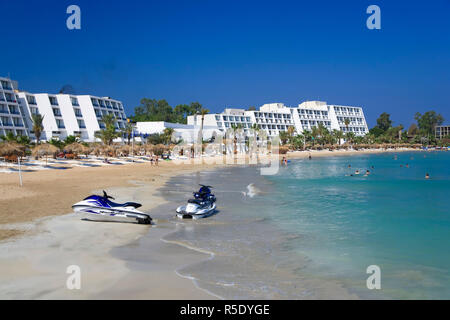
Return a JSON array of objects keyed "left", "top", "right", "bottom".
[
  {"left": 187, "top": 101, "right": 369, "bottom": 137},
  {"left": 1, "top": 76, "right": 128, "bottom": 142},
  {"left": 0, "top": 77, "right": 28, "bottom": 138}
]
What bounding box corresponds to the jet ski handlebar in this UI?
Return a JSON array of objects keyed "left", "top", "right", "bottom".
[{"left": 103, "top": 190, "right": 115, "bottom": 200}]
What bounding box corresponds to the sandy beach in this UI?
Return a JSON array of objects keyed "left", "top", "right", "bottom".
[{"left": 0, "top": 148, "right": 420, "bottom": 299}]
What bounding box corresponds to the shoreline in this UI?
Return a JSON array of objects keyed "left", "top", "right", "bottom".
[{"left": 0, "top": 148, "right": 425, "bottom": 299}]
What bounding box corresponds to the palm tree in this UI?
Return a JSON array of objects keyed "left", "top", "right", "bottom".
[
  {"left": 121, "top": 122, "right": 134, "bottom": 145},
  {"left": 31, "top": 114, "right": 44, "bottom": 145},
  {"left": 287, "top": 126, "right": 295, "bottom": 143},
  {"left": 345, "top": 132, "right": 356, "bottom": 147},
  {"left": 279, "top": 131, "right": 289, "bottom": 145},
  {"left": 95, "top": 114, "right": 119, "bottom": 145},
  {"left": 344, "top": 118, "right": 351, "bottom": 133},
  {"left": 311, "top": 126, "right": 320, "bottom": 146},
  {"left": 333, "top": 129, "right": 344, "bottom": 146},
  {"left": 230, "top": 123, "right": 243, "bottom": 154},
  {"left": 163, "top": 127, "right": 175, "bottom": 145},
  {"left": 302, "top": 129, "right": 312, "bottom": 149},
  {"left": 197, "top": 108, "right": 209, "bottom": 144}
]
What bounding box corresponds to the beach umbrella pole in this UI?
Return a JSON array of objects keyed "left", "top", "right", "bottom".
[{"left": 18, "top": 157, "right": 23, "bottom": 187}]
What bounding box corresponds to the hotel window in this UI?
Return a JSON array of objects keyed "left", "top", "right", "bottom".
[
  {"left": 49, "top": 97, "right": 58, "bottom": 106},
  {"left": 71, "top": 97, "right": 79, "bottom": 106},
  {"left": 56, "top": 119, "right": 65, "bottom": 129},
  {"left": 215, "top": 115, "right": 220, "bottom": 121},
  {"left": 217, "top": 122, "right": 222, "bottom": 127},
  {"left": 91, "top": 98, "right": 99, "bottom": 106},
  {"left": 27, "top": 96, "right": 37, "bottom": 105},
  {"left": 223, "top": 116, "right": 228, "bottom": 121},
  {"left": 224, "top": 122, "right": 229, "bottom": 128},
  {"left": 74, "top": 109, "right": 82, "bottom": 117},
  {"left": 53, "top": 108, "right": 62, "bottom": 116},
  {"left": 77, "top": 120, "right": 86, "bottom": 128}
]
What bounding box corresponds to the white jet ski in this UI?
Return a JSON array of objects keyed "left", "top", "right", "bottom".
[
  {"left": 176, "top": 185, "right": 217, "bottom": 219},
  {"left": 72, "top": 191, "right": 152, "bottom": 224}
]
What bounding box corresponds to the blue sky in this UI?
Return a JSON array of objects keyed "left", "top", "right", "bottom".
[{"left": 1, "top": 0, "right": 449, "bottom": 127}]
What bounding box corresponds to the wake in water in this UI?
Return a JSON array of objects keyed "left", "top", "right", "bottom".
[{"left": 242, "top": 183, "right": 261, "bottom": 198}]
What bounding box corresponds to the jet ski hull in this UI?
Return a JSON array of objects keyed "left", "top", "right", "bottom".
[
  {"left": 72, "top": 203, "right": 152, "bottom": 224},
  {"left": 176, "top": 202, "right": 216, "bottom": 220}
]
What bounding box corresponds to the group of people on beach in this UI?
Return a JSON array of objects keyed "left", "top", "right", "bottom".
[{"left": 149, "top": 156, "right": 159, "bottom": 166}]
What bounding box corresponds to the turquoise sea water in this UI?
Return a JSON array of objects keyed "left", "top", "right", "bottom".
[{"left": 160, "top": 151, "right": 450, "bottom": 299}]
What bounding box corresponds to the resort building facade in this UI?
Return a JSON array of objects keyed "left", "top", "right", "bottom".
[
  {"left": 435, "top": 126, "right": 450, "bottom": 140},
  {"left": 0, "top": 77, "right": 29, "bottom": 138},
  {"left": 135, "top": 121, "right": 220, "bottom": 144},
  {"left": 187, "top": 101, "right": 369, "bottom": 137},
  {"left": 2, "top": 76, "right": 128, "bottom": 142}
]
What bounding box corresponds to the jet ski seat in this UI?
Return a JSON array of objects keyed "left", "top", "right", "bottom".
[
  {"left": 106, "top": 200, "right": 142, "bottom": 208},
  {"left": 188, "top": 199, "right": 205, "bottom": 205}
]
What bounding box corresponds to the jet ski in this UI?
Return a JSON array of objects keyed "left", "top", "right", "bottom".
[
  {"left": 72, "top": 191, "right": 152, "bottom": 224},
  {"left": 176, "top": 185, "right": 217, "bottom": 219}
]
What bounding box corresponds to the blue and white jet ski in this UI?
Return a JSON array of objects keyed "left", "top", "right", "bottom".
[
  {"left": 176, "top": 185, "right": 217, "bottom": 219},
  {"left": 72, "top": 191, "right": 152, "bottom": 224}
]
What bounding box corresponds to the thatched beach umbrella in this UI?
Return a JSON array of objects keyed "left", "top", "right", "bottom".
[
  {"left": 117, "top": 145, "right": 130, "bottom": 157},
  {"left": 0, "top": 141, "right": 26, "bottom": 158},
  {"left": 0, "top": 142, "right": 27, "bottom": 186},
  {"left": 32, "top": 143, "right": 59, "bottom": 164},
  {"left": 64, "top": 142, "right": 89, "bottom": 156},
  {"left": 144, "top": 144, "right": 155, "bottom": 155}
]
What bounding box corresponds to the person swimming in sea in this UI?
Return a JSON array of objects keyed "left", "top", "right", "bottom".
[
  {"left": 364, "top": 170, "right": 370, "bottom": 176},
  {"left": 425, "top": 173, "right": 430, "bottom": 179},
  {"left": 406, "top": 164, "right": 409, "bottom": 168},
  {"left": 355, "top": 170, "right": 360, "bottom": 175},
  {"left": 308, "top": 153, "right": 312, "bottom": 160}
]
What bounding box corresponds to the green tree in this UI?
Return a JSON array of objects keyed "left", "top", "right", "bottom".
[
  {"left": 344, "top": 118, "right": 351, "bottom": 133},
  {"left": 414, "top": 111, "right": 444, "bottom": 138},
  {"left": 48, "top": 138, "right": 64, "bottom": 150},
  {"left": 64, "top": 135, "right": 78, "bottom": 145},
  {"left": 279, "top": 131, "right": 289, "bottom": 145},
  {"left": 162, "top": 127, "right": 175, "bottom": 145},
  {"left": 345, "top": 132, "right": 355, "bottom": 146},
  {"left": 369, "top": 126, "right": 385, "bottom": 137},
  {"left": 408, "top": 123, "right": 419, "bottom": 137},
  {"left": 95, "top": 114, "right": 119, "bottom": 145},
  {"left": 332, "top": 129, "right": 344, "bottom": 145},
  {"left": 121, "top": 122, "right": 134, "bottom": 145},
  {"left": 376, "top": 112, "right": 392, "bottom": 132},
  {"left": 31, "top": 114, "right": 44, "bottom": 144},
  {"left": 291, "top": 134, "right": 304, "bottom": 150}
]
